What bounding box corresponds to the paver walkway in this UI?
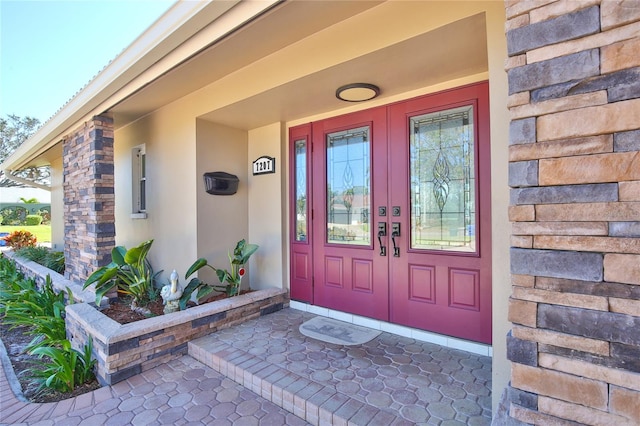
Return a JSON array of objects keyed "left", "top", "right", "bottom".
[{"left": 0, "top": 308, "right": 492, "bottom": 425}]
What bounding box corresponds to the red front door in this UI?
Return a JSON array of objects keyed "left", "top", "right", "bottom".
[{"left": 290, "top": 82, "right": 492, "bottom": 344}]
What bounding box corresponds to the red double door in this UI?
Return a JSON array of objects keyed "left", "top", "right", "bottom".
[{"left": 290, "top": 82, "right": 491, "bottom": 344}]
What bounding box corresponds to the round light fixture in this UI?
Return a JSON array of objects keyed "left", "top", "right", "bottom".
[{"left": 336, "top": 83, "right": 380, "bottom": 102}]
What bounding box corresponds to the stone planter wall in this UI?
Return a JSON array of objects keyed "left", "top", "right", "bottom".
[
  {"left": 505, "top": 1, "right": 640, "bottom": 425},
  {"left": 66, "top": 288, "right": 288, "bottom": 386}
]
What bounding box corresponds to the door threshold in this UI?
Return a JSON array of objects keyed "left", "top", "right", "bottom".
[{"left": 289, "top": 300, "right": 492, "bottom": 357}]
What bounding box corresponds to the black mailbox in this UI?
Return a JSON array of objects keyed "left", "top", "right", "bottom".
[{"left": 203, "top": 172, "right": 239, "bottom": 195}]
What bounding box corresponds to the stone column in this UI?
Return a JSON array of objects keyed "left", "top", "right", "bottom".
[
  {"left": 503, "top": 1, "right": 640, "bottom": 425},
  {"left": 63, "top": 115, "right": 115, "bottom": 284}
]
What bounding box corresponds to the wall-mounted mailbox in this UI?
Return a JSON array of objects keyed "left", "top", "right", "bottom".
[{"left": 203, "top": 171, "right": 239, "bottom": 195}]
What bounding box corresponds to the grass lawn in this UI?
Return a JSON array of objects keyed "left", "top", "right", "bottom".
[{"left": 0, "top": 225, "right": 52, "bottom": 243}]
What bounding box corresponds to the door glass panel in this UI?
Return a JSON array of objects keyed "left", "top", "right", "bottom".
[
  {"left": 410, "top": 106, "right": 476, "bottom": 253},
  {"left": 326, "top": 126, "right": 370, "bottom": 246},
  {"left": 294, "top": 139, "right": 307, "bottom": 242}
]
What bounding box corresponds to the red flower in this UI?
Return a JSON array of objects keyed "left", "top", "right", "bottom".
[{"left": 238, "top": 267, "right": 245, "bottom": 277}]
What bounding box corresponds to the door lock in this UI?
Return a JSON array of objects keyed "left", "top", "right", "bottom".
[{"left": 391, "top": 222, "right": 401, "bottom": 257}]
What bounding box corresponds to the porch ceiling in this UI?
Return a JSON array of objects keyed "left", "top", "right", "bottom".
[{"left": 112, "top": 3, "right": 487, "bottom": 132}]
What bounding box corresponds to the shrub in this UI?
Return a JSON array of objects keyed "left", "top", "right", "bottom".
[
  {"left": 14, "top": 246, "right": 65, "bottom": 275},
  {"left": 0, "top": 214, "right": 3, "bottom": 224},
  {"left": 25, "top": 214, "right": 43, "bottom": 226},
  {"left": 0, "top": 207, "right": 28, "bottom": 225},
  {"left": 2, "top": 230, "right": 37, "bottom": 249},
  {"left": 38, "top": 209, "right": 51, "bottom": 225}
]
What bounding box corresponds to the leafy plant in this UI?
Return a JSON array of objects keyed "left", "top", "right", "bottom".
[
  {"left": 181, "top": 239, "right": 258, "bottom": 309},
  {"left": 26, "top": 338, "right": 96, "bottom": 394},
  {"left": 2, "top": 229, "right": 37, "bottom": 249},
  {"left": 14, "top": 246, "right": 65, "bottom": 274},
  {"left": 83, "top": 239, "right": 157, "bottom": 308},
  {"left": 20, "top": 197, "right": 39, "bottom": 203},
  {"left": 2, "top": 274, "right": 69, "bottom": 351}
]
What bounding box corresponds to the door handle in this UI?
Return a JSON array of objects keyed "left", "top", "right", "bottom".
[
  {"left": 377, "top": 222, "right": 387, "bottom": 256},
  {"left": 391, "top": 222, "right": 401, "bottom": 257}
]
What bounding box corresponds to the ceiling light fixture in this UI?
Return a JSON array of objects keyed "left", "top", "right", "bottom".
[{"left": 336, "top": 83, "right": 380, "bottom": 102}]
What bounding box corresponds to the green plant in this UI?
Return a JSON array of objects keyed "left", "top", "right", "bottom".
[
  {"left": 20, "top": 197, "right": 39, "bottom": 204},
  {"left": 25, "top": 214, "right": 43, "bottom": 226},
  {"left": 26, "top": 338, "right": 96, "bottom": 394},
  {"left": 2, "top": 229, "right": 37, "bottom": 249},
  {"left": 2, "top": 274, "right": 69, "bottom": 351},
  {"left": 83, "top": 239, "right": 156, "bottom": 308},
  {"left": 0, "top": 214, "right": 3, "bottom": 224},
  {"left": 181, "top": 239, "right": 258, "bottom": 309},
  {"left": 14, "top": 246, "right": 65, "bottom": 274}
]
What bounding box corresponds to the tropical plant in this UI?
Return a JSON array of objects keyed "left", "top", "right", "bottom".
[
  {"left": 14, "top": 246, "right": 65, "bottom": 274},
  {"left": 1, "top": 274, "right": 69, "bottom": 351},
  {"left": 25, "top": 214, "right": 43, "bottom": 226},
  {"left": 20, "top": 197, "right": 39, "bottom": 203},
  {"left": 26, "top": 338, "right": 96, "bottom": 394},
  {"left": 83, "top": 239, "right": 158, "bottom": 309},
  {"left": 2, "top": 229, "right": 37, "bottom": 249},
  {"left": 181, "top": 239, "right": 259, "bottom": 309}
]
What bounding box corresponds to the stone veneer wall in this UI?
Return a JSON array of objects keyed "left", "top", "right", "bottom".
[
  {"left": 63, "top": 115, "right": 115, "bottom": 284},
  {"left": 504, "top": 1, "right": 640, "bottom": 425}
]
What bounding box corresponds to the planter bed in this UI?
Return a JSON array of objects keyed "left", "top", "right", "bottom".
[{"left": 66, "top": 288, "right": 288, "bottom": 385}]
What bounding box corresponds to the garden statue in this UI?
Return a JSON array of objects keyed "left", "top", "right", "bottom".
[{"left": 161, "top": 269, "right": 183, "bottom": 314}]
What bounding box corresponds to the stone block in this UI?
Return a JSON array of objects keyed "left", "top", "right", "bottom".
[
  {"left": 513, "top": 324, "right": 610, "bottom": 356},
  {"left": 541, "top": 342, "right": 640, "bottom": 374},
  {"left": 513, "top": 274, "right": 536, "bottom": 287},
  {"left": 507, "top": 385, "right": 538, "bottom": 411},
  {"left": 510, "top": 117, "right": 536, "bottom": 145},
  {"left": 507, "top": 92, "right": 530, "bottom": 108},
  {"left": 529, "top": 0, "right": 599, "bottom": 24},
  {"left": 604, "top": 253, "right": 640, "bottom": 285},
  {"left": 619, "top": 181, "right": 640, "bottom": 201},
  {"left": 509, "top": 205, "right": 535, "bottom": 221},
  {"left": 511, "top": 235, "right": 533, "bottom": 248},
  {"left": 538, "top": 303, "right": 640, "bottom": 346},
  {"left": 510, "top": 183, "right": 618, "bottom": 205},
  {"left": 535, "top": 235, "right": 640, "bottom": 255},
  {"left": 602, "top": 0, "right": 640, "bottom": 31},
  {"left": 539, "top": 352, "right": 640, "bottom": 392},
  {"left": 505, "top": 55, "right": 527, "bottom": 71},
  {"left": 507, "top": 6, "right": 599, "bottom": 56},
  {"left": 505, "top": 0, "right": 556, "bottom": 20},
  {"left": 509, "top": 160, "right": 539, "bottom": 187},
  {"left": 508, "top": 49, "right": 599, "bottom": 94},
  {"left": 602, "top": 37, "right": 640, "bottom": 74},
  {"left": 512, "top": 221, "right": 608, "bottom": 236},
  {"left": 610, "top": 222, "right": 640, "bottom": 237},
  {"left": 608, "top": 78, "right": 640, "bottom": 102},
  {"left": 511, "top": 248, "right": 603, "bottom": 281},
  {"left": 610, "top": 386, "right": 640, "bottom": 424},
  {"left": 614, "top": 129, "right": 640, "bottom": 152},
  {"left": 508, "top": 298, "right": 537, "bottom": 327},
  {"left": 538, "top": 395, "right": 632, "bottom": 425},
  {"left": 536, "top": 202, "right": 640, "bottom": 222},
  {"left": 610, "top": 297, "right": 640, "bottom": 317},
  {"left": 507, "top": 330, "right": 538, "bottom": 366},
  {"left": 511, "top": 363, "right": 608, "bottom": 409},
  {"left": 509, "top": 134, "right": 613, "bottom": 162},
  {"left": 536, "top": 275, "right": 640, "bottom": 300},
  {"left": 513, "top": 286, "right": 608, "bottom": 311},
  {"left": 611, "top": 342, "right": 640, "bottom": 373},
  {"left": 540, "top": 152, "right": 640, "bottom": 185},
  {"left": 505, "top": 13, "right": 530, "bottom": 31},
  {"left": 509, "top": 91, "right": 607, "bottom": 120},
  {"left": 537, "top": 98, "right": 640, "bottom": 142}
]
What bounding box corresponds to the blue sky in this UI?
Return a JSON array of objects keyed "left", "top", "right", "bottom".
[{"left": 0, "top": 0, "right": 174, "bottom": 123}]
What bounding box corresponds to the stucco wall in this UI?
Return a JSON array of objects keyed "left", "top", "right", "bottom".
[
  {"left": 114, "top": 107, "right": 198, "bottom": 281},
  {"left": 195, "top": 119, "right": 249, "bottom": 287}
]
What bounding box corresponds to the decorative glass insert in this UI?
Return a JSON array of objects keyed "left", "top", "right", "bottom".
[
  {"left": 410, "top": 106, "right": 476, "bottom": 252},
  {"left": 294, "top": 139, "right": 307, "bottom": 242},
  {"left": 326, "top": 126, "right": 371, "bottom": 246}
]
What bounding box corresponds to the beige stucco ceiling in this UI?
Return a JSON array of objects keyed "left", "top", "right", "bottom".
[{"left": 111, "top": 1, "right": 488, "bottom": 131}]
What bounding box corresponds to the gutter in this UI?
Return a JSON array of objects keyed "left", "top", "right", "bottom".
[{"left": 1, "top": 171, "right": 51, "bottom": 192}]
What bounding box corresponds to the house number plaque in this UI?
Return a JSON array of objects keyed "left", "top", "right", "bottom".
[{"left": 252, "top": 156, "right": 276, "bottom": 175}]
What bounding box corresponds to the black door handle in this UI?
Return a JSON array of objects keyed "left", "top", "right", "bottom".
[
  {"left": 391, "top": 222, "right": 401, "bottom": 257},
  {"left": 378, "top": 222, "right": 387, "bottom": 256}
]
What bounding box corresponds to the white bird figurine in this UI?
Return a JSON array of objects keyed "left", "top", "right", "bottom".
[{"left": 161, "top": 269, "right": 183, "bottom": 313}]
